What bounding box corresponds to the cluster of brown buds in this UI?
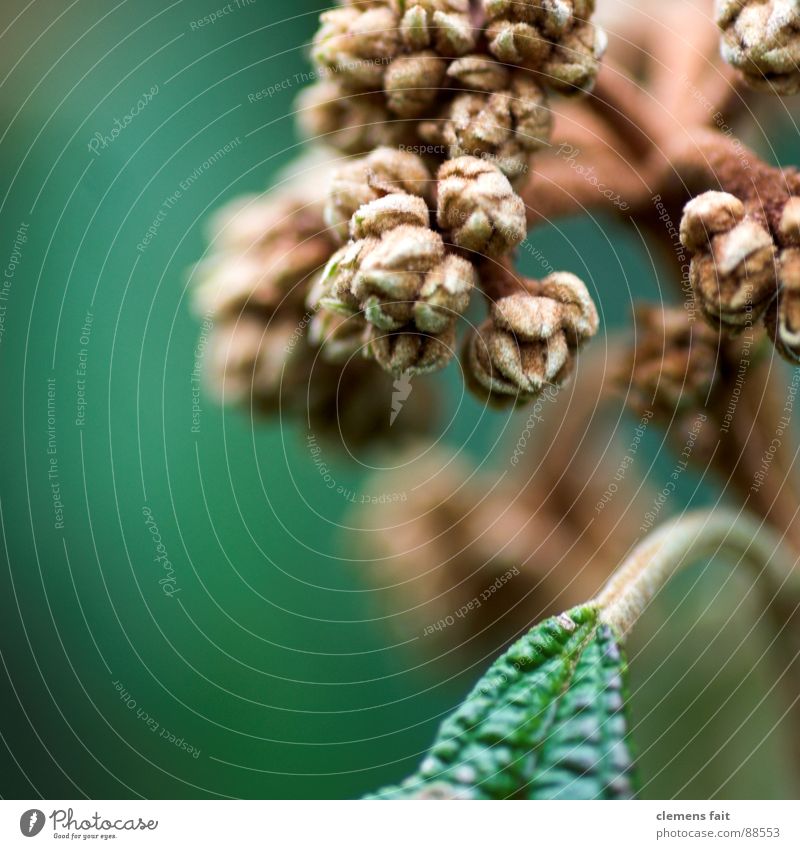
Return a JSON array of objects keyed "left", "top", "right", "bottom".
[
  {"left": 192, "top": 1, "right": 606, "bottom": 436},
  {"left": 299, "top": 0, "right": 604, "bottom": 404},
  {"left": 312, "top": 145, "right": 598, "bottom": 392},
  {"left": 299, "top": 1, "right": 606, "bottom": 181},
  {"left": 716, "top": 0, "right": 800, "bottom": 94},
  {"left": 680, "top": 187, "right": 800, "bottom": 364}
]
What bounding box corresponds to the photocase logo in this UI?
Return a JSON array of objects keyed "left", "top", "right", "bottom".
[
  {"left": 390, "top": 371, "right": 413, "bottom": 426},
  {"left": 19, "top": 809, "right": 45, "bottom": 837}
]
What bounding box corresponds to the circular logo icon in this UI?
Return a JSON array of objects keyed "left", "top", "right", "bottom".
[{"left": 19, "top": 810, "right": 46, "bottom": 837}]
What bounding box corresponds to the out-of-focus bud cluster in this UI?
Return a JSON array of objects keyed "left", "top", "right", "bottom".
[
  {"left": 622, "top": 304, "right": 774, "bottom": 473},
  {"left": 299, "top": 0, "right": 605, "bottom": 182},
  {"left": 354, "top": 354, "right": 641, "bottom": 656},
  {"left": 680, "top": 189, "right": 800, "bottom": 364},
  {"left": 626, "top": 306, "right": 723, "bottom": 423},
  {"left": 716, "top": 0, "right": 800, "bottom": 95},
  {"left": 193, "top": 160, "right": 434, "bottom": 449}
]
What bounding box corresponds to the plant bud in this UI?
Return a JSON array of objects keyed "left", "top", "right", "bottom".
[
  {"left": 626, "top": 306, "right": 721, "bottom": 421},
  {"left": 463, "top": 274, "right": 597, "bottom": 406},
  {"left": 679, "top": 191, "right": 745, "bottom": 253},
  {"left": 510, "top": 74, "right": 554, "bottom": 150},
  {"left": 681, "top": 191, "right": 778, "bottom": 330},
  {"left": 431, "top": 9, "right": 478, "bottom": 55},
  {"left": 312, "top": 6, "right": 401, "bottom": 91},
  {"left": 401, "top": 5, "right": 432, "bottom": 50},
  {"left": 319, "top": 239, "right": 378, "bottom": 315},
  {"left": 690, "top": 218, "right": 778, "bottom": 329},
  {"left": 194, "top": 195, "right": 335, "bottom": 320},
  {"left": 325, "top": 148, "right": 433, "bottom": 241},
  {"left": 542, "top": 21, "right": 606, "bottom": 93},
  {"left": 207, "top": 316, "right": 301, "bottom": 411},
  {"left": 766, "top": 248, "right": 800, "bottom": 363},
  {"left": 538, "top": 271, "right": 600, "bottom": 343},
  {"left": 486, "top": 21, "right": 549, "bottom": 68},
  {"left": 465, "top": 314, "right": 572, "bottom": 406},
  {"left": 350, "top": 193, "right": 432, "bottom": 239},
  {"left": 352, "top": 224, "right": 445, "bottom": 328},
  {"left": 414, "top": 253, "right": 477, "bottom": 333},
  {"left": 446, "top": 54, "right": 512, "bottom": 92},
  {"left": 384, "top": 51, "right": 448, "bottom": 117},
  {"left": 368, "top": 321, "right": 458, "bottom": 375},
  {"left": 296, "top": 81, "right": 410, "bottom": 155},
  {"left": 420, "top": 73, "right": 551, "bottom": 182},
  {"left": 717, "top": 0, "right": 800, "bottom": 94},
  {"left": 437, "top": 156, "right": 527, "bottom": 257},
  {"left": 483, "top": 0, "right": 603, "bottom": 92},
  {"left": 397, "top": 1, "right": 476, "bottom": 54},
  {"left": 778, "top": 196, "right": 800, "bottom": 246}
]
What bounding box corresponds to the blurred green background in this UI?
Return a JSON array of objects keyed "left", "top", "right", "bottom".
[{"left": 0, "top": 0, "right": 797, "bottom": 800}]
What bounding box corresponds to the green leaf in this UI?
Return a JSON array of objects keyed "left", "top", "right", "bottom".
[{"left": 368, "top": 605, "right": 637, "bottom": 800}]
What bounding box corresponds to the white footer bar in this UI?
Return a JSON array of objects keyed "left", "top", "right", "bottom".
[{"left": 2, "top": 800, "right": 798, "bottom": 848}]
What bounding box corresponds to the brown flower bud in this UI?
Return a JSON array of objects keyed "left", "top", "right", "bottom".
[
  {"left": 194, "top": 194, "right": 336, "bottom": 320},
  {"left": 717, "top": 0, "right": 800, "bottom": 94},
  {"left": 778, "top": 196, "right": 800, "bottom": 246},
  {"left": 367, "top": 321, "right": 457, "bottom": 375},
  {"left": 351, "top": 223, "right": 475, "bottom": 331},
  {"left": 325, "top": 147, "right": 433, "bottom": 241},
  {"left": 312, "top": 6, "right": 400, "bottom": 91},
  {"left": 542, "top": 21, "right": 606, "bottom": 93},
  {"left": 318, "top": 239, "right": 377, "bottom": 315},
  {"left": 350, "top": 193, "right": 431, "bottom": 239},
  {"left": 463, "top": 273, "right": 598, "bottom": 406},
  {"left": 398, "top": 1, "right": 476, "bottom": 54},
  {"left": 540, "top": 2, "right": 597, "bottom": 36},
  {"left": 483, "top": 0, "right": 604, "bottom": 92},
  {"left": 400, "top": 5, "right": 432, "bottom": 51},
  {"left": 436, "top": 156, "right": 527, "bottom": 257},
  {"left": 319, "top": 211, "right": 476, "bottom": 363},
  {"left": 384, "top": 51, "right": 448, "bottom": 117},
  {"left": 485, "top": 17, "right": 550, "bottom": 69},
  {"left": 207, "top": 315, "right": 305, "bottom": 412},
  {"left": 351, "top": 223, "right": 443, "bottom": 328},
  {"left": 446, "top": 54, "right": 512, "bottom": 91},
  {"left": 679, "top": 191, "right": 745, "bottom": 253},
  {"left": 429, "top": 8, "right": 478, "bottom": 55},
  {"left": 414, "top": 253, "right": 477, "bottom": 333},
  {"left": 682, "top": 192, "right": 778, "bottom": 330},
  {"left": 537, "top": 270, "right": 601, "bottom": 343},
  {"left": 296, "top": 81, "right": 411, "bottom": 155},
  {"left": 766, "top": 247, "right": 800, "bottom": 363},
  {"left": 420, "top": 73, "right": 551, "bottom": 182}
]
